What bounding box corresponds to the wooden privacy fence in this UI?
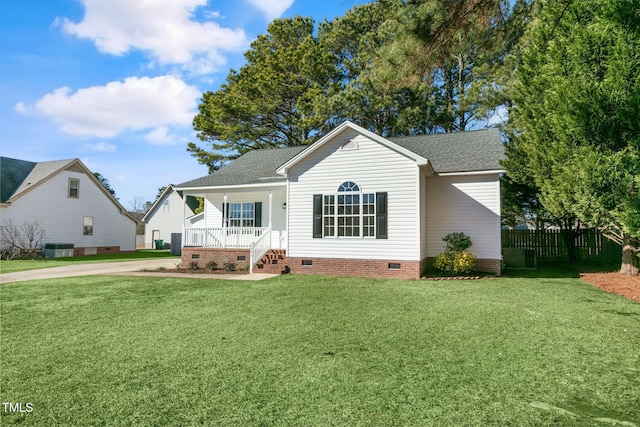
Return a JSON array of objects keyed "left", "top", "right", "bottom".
[{"left": 501, "top": 228, "right": 607, "bottom": 261}]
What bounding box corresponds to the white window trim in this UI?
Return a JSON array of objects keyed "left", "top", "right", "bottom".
[
  {"left": 321, "top": 182, "right": 376, "bottom": 239},
  {"left": 68, "top": 178, "right": 79, "bottom": 199}
]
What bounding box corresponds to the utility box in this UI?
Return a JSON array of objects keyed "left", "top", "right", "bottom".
[
  {"left": 44, "top": 243, "right": 74, "bottom": 258},
  {"left": 170, "top": 233, "right": 182, "bottom": 256},
  {"left": 503, "top": 248, "right": 537, "bottom": 269}
]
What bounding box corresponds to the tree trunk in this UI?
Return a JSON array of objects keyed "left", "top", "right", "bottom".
[
  {"left": 560, "top": 228, "right": 578, "bottom": 262},
  {"left": 620, "top": 232, "right": 640, "bottom": 276}
]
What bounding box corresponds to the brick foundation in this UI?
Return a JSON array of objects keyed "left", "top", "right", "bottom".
[
  {"left": 424, "top": 257, "right": 502, "bottom": 276},
  {"left": 287, "top": 257, "right": 424, "bottom": 279},
  {"left": 181, "top": 247, "right": 250, "bottom": 271}
]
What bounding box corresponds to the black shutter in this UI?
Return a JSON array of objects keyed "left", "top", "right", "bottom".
[
  {"left": 255, "top": 202, "right": 262, "bottom": 227},
  {"left": 222, "top": 203, "right": 228, "bottom": 227},
  {"left": 376, "top": 192, "right": 388, "bottom": 239},
  {"left": 313, "top": 194, "right": 323, "bottom": 238}
]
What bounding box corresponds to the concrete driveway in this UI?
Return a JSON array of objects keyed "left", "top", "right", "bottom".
[{"left": 0, "top": 259, "right": 277, "bottom": 283}]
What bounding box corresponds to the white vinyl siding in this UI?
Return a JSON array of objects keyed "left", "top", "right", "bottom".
[
  {"left": 1, "top": 170, "right": 136, "bottom": 251},
  {"left": 419, "top": 169, "right": 429, "bottom": 260},
  {"left": 426, "top": 174, "right": 501, "bottom": 259},
  {"left": 287, "top": 129, "right": 420, "bottom": 261},
  {"left": 144, "top": 189, "right": 189, "bottom": 248}
]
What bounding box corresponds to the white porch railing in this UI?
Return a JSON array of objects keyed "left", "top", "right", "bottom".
[
  {"left": 250, "top": 227, "right": 272, "bottom": 274},
  {"left": 183, "top": 227, "right": 269, "bottom": 248}
]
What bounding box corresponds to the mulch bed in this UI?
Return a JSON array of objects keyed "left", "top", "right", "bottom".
[
  {"left": 147, "top": 268, "right": 247, "bottom": 275},
  {"left": 580, "top": 272, "right": 640, "bottom": 302},
  {"left": 420, "top": 272, "right": 496, "bottom": 281},
  {"left": 421, "top": 275, "right": 493, "bottom": 281}
]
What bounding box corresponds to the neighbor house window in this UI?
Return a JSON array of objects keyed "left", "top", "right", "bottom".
[
  {"left": 162, "top": 199, "right": 170, "bottom": 212},
  {"left": 313, "top": 182, "right": 387, "bottom": 239},
  {"left": 83, "top": 216, "right": 93, "bottom": 235},
  {"left": 69, "top": 178, "right": 79, "bottom": 198},
  {"left": 224, "top": 202, "right": 262, "bottom": 228}
]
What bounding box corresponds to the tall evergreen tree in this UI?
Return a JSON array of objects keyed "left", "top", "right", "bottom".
[
  {"left": 188, "top": 17, "right": 337, "bottom": 172},
  {"left": 505, "top": 0, "right": 640, "bottom": 274},
  {"left": 318, "top": 0, "right": 440, "bottom": 136},
  {"left": 376, "top": 0, "right": 511, "bottom": 132}
]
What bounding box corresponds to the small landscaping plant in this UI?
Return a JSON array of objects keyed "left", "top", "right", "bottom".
[
  {"left": 186, "top": 262, "right": 200, "bottom": 270},
  {"left": 206, "top": 261, "right": 218, "bottom": 271},
  {"left": 222, "top": 262, "right": 237, "bottom": 272},
  {"left": 434, "top": 232, "right": 476, "bottom": 275}
]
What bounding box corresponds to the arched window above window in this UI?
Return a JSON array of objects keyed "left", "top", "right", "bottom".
[{"left": 338, "top": 181, "right": 360, "bottom": 192}]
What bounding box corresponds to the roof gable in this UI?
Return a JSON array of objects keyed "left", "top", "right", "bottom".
[
  {"left": 0, "top": 156, "right": 138, "bottom": 224},
  {"left": 276, "top": 121, "right": 428, "bottom": 175},
  {"left": 10, "top": 159, "right": 77, "bottom": 201},
  {"left": 142, "top": 185, "right": 200, "bottom": 223}
]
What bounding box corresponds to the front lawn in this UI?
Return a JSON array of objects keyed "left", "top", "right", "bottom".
[
  {"left": 1, "top": 274, "right": 638, "bottom": 426},
  {"left": 0, "top": 250, "right": 178, "bottom": 274}
]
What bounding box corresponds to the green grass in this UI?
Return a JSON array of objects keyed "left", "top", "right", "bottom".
[
  {"left": 1, "top": 274, "right": 639, "bottom": 426},
  {"left": 0, "top": 250, "right": 178, "bottom": 273}
]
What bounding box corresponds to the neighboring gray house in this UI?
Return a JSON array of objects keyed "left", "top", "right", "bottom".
[
  {"left": 1, "top": 156, "right": 138, "bottom": 255},
  {"left": 174, "top": 121, "right": 504, "bottom": 278}
]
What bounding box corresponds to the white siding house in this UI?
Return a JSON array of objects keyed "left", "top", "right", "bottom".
[
  {"left": 142, "top": 185, "right": 201, "bottom": 249},
  {"left": 174, "top": 121, "right": 504, "bottom": 278},
  {"left": 1, "top": 157, "right": 138, "bottom": 255}
]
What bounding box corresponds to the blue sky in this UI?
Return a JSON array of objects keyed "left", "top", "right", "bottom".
[{"left": 1, "top": 0, "right": 368, "bottom": 208}]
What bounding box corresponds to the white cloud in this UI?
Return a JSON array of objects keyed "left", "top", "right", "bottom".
[
  {"left": 14, "top": 102, "right": 27, "bottom": 114},
  {"left": 84, "top": 141, "right": 117, "bottom": 152},
  {"left": 59, "top": 0, "right": 249, "bottom": 74},
  {"left": 246, "top": 0, "right": 294, "bottom": 20},
  {"left": 144, "top": 126, "right": 178, "bottom": 146},
  {"left": 26, "top": 75, "right": 200, "bottom": 138}
]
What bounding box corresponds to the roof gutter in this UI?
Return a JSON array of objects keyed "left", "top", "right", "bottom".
[
  {"left": 175, "top": 181, "right": 288, "bottom": 193},
  {"left": 436, "top": 169, "right": 505, "bottom": 176}
]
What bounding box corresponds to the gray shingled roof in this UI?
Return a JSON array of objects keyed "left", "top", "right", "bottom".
[
  {"left": 178, "top": 146, "right": 308, "bottom": 188},
  {"left": 390, "top": 128, "right": 504, "bottom": 173},
  {"left": 177, "top": 129, "right": 503, "bottom": 189},
  {"left": 1, "top": 157, "right": 36, "bottom": 203}
]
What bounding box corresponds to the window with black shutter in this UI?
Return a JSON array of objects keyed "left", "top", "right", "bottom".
[{"left": 313, "top": 183, "right": 387, "bottom": 239}]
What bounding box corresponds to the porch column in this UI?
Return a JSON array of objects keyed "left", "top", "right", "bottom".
[
  {"left": 181, "top": 191, "right": 186, "bottom": 248},
  {"left": 268, "top": 191, "right": 273, "bottom": 229},
  {"left": 223, "top": 192, "right": 227, "bottom": 248}
]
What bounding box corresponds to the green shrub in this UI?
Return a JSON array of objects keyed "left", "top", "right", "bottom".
[
  {"left": 442, "top": 232, "right": 472, "bottom": 252},
  {"left": 206, "top": 261, "right": 218, "bottom": 271},
  {"left": 434, "top": 232, "right": 475, "bottom": 274},
  {"left": 223, "top": 263, "right": 236, "bottom": 272},
  {"left": 453, "top": 251, "right": 475, "bottom": 274},
  {"left": 434, "top": 250, "right": 476, "bottom": 274}
]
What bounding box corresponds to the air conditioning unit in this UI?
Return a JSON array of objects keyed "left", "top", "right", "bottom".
[{"left": 44, "top": 243, "right": 74, "bottom": 258}]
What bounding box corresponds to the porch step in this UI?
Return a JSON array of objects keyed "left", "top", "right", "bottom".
[{"left": 254, "top": 249, "right": 288, "bottom": 274}]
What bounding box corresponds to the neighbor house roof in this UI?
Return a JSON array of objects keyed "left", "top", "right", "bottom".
[
  {"left": 1, "top": 157, "right": 76, "bottom": 203},
  {"left": 1, "top": 157, "right": 36, "bottom": 203},
  {"left": 176, "top": 122, "right": 504, "bottom": 190},
  {"left": 141, "top": 184, "right": 201, "bottom": 223},
  {"left": 0, "top": 156, "right": 138, "bottom": 223}
]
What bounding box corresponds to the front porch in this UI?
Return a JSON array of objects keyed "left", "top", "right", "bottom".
[
  {"left": 183, "top": 226, "right": 270, "bottom": 248},
  {"left": 182, "top": 226, "right": 284, "bottom": 273}
]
